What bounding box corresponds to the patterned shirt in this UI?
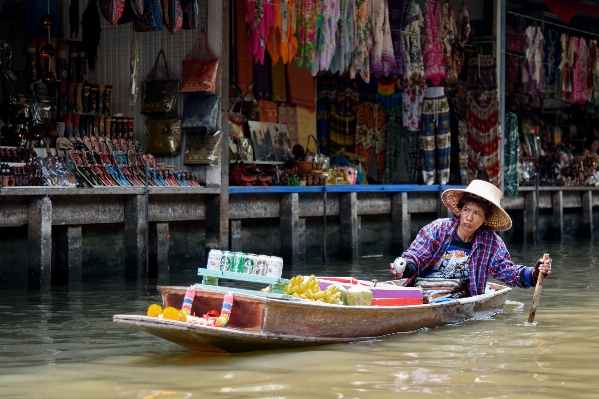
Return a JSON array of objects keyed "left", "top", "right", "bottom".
[{"left": 402, "top": 217, "right": 537, "bottom": 296}]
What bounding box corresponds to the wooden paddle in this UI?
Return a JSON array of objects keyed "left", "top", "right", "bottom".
[{"left": 527, "top": 253, "right": 549, "bottom": 323}]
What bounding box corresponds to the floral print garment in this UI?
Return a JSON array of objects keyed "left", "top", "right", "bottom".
[
  {"left": 571, "top": 37, "right": 589, "bottom": 104},
  {"left": 402, "top": 84, "right": 425, "bottom": 131},
  {"left": 422, "top": 0, "right": 445, "bottom": 86},
  {"left": 521, "top": 25, "right": 545, "bottom": 96},
  {"left": 356, "top": 102, "right": 387, "bottom": 181},
  {"left": 442, "top": 2, "right": 458, "bottom": 85},
  {"left": 330, "top": 0, "right": 356, "bottom": 74},
  {"left": 245, "top": 0, "right": 276, "bottom": 65},
  {"left": 314, "top": 0, "right": 340, "bottom": 74},
  {"left": 369, "top": 0, "right": 395, "bottom": 78},
  {"left": 267, "top": 0, "right": 298, "bottom": 64},
  {"left": 403, "top": 2, "right": 424, "bottom": 82},
  {"left": 559, "top": 33, "right": 572, "bottom": 101},
  {"left": 349, "top": 0, "right": 372, "bottom": 83},
  {"left": 296, "top": 0, "right": 321, "bottom": 71}
]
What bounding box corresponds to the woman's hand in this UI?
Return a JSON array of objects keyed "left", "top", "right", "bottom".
[
  {"left": 389, "top": 263, "right": 403, "bottom": 279},
  {"left": 535, "top": 256, "right": 552, "bottom": 276}
]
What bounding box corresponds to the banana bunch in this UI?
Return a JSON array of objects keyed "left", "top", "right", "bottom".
[{"left": 284, "top": 275, "right": 343, "bottom": 304}]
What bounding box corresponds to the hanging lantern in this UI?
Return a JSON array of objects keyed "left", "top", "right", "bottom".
[
  {"left": 42, "top": 14, "right": 54, "bottom": 30},
  {"left": 40, "top": 42, "right": 55, "bottom": 58}
]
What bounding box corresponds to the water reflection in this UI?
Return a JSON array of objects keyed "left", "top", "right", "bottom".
[{"left": 1, "top": 239, "right": 599, "bottom": 398}]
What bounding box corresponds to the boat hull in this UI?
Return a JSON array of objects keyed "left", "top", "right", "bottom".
[{"left": 113, "top": 283, "right": 511, "bottom": 352}]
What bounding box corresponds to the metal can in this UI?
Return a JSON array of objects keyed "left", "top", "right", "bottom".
[
  {"left": 243, "top": 254, "right": 257, "bottom": 274},
  {"left": 219, "top": 251, "right": 234, "bottom": 272},
  {"left": 266, "top": 256, "right": 284, "bottom": 278},
  {"left": 232, "top": 252, "right": 246, "bottom": 273},
  {"left": 206, "top": 249, "right": 222, "bottom": 270},
  {"left": 254, "top": 255, "right": 269, "bottom": 276}
]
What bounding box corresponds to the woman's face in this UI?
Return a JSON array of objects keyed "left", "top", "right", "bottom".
[
  {"left": 590, "top": 139, "right": 599, "bottom": 154},
  {"left": 458, "top": 201, "right": 487, "bottom": 236}
]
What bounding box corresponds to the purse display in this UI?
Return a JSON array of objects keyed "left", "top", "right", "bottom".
[
  {"left": 184, "top": 129, "right": 222, "bottom": 166},
  {"left": 118, "top": 0, "right": 144, "bottom": 25},
  {"left": 180, "top": 28, "right": 219, "bottom": 93},
  {"left": 140, "top": 50, "right": 180, "bottom": 115},
  {"left": 99, "top": 0, "right": 126, "bottom": 25},
  {"left": 145, "top": 119, "right": 182, "bottom": 154},
  {"left": 181, "top": 93, "right": 220, "bottom": 131},
  {"left": 163, "top": 0, "right": 183, "bottom": 34}
]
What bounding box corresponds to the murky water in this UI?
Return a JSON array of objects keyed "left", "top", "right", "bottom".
[{"left": 1, "top": 240, "right": 599, "bottom": 399}]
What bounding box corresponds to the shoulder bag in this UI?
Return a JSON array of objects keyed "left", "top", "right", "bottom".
[
  {"left": 180, "top": 28, "right": 219, "bottom": 93},
  {"left": 140, "top": 50, "right": 180, "bottom": 115}
]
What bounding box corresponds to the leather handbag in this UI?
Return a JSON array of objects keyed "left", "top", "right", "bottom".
[
  {"left": 180, "top": 28, "right": 219, "bottom": 93},
  {"left": 162, "top": 0, "right": 183, "bottom": 34},
  {"left": 99, "top": 0, "right": 126, "bottom": 25},
  {"left": 141, "top": 50, "right": 180, "bottom": 115},
  {"left": 181, "top": 93, "right": 220, "bottom": 131},
  {"left": 184, "top": 129, "right": 222, "bottom": 166},
  {"left": 134, "top": 0, "right": 164, "bottom": 32},
  {"left": 145, "top": 118, "right": 182, "bottom": 154}
]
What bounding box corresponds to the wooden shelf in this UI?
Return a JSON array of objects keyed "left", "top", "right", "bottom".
[{"left": 230, "top": 160, "right": 285, "bottom": 165}]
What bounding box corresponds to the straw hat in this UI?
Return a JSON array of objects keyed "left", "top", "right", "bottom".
[{"left": 441, "top": 179, "right": 512, "bottom": 231}]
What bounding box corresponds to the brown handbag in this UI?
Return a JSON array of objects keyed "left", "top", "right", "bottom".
[
  {"left": 180, "top": 28, "right": 219, "bottom": 93},
  {"left": 145, "top": 119, "right": 182, "bottom": 154}
]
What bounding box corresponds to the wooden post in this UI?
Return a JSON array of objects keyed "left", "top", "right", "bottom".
[
  {"left": 124, "top": 194, "right": 146, "bottom": 280},
  {"left": 298, "top": 217, "right": 306, "bottom": 262},
  {"left": 582, "top": 190, "right": 593, "bottom": 239},
  {"left": 280, "top": 193, "right": 299, "bottom": 264},
  {"left": 552, "top": 191, "right": 563, "bottom": 242},
  {"left": 27, "top": 196, "right": 52, "bottom": 291},
  {"left": 392, "top": 192, "right": 410, "bottom": 255},
  {"left": 524, "top": 191, "right": 537, "bottom": 244},
  {"left": 339, "top": 192, "right": 358, "bottom": 260},
  {"left": 230, "top": 220, "right": 242, "bottom": 252},
  {"left": 155, "top": 222, "right": 170, "bottom": 284}
]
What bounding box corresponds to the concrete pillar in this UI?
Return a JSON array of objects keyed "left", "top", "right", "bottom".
[
  {"left": 230, "top": 220, "right": 242, "bottom": 252},
  {"left": 66, "top": 226, "right": 83, "bottom": 289},
  {"left": 124, "top": 194, "right": 146, "bottom": 280},
  {"left": 298, "top": 218, "right": 306, "bottom": 262},
  {"left": 392, "top": 192, "right": 410, "bottom": 255},
  {"left": 339, "top": 192, "right": 359, "bottom": 260},
  {"left": 582, "top": 190, "right": 593, "bottom": 239},
  {"left": 524, "top": 191, "right": 537, "bottom": 244},
  {"left": 280, "top": 193, "right": 299, "bottom": 264},
  {"left": 155, "top": 222, "right": 170, "bottom": 284},
  {"left": 552, "top": 191, "right": 563, "bottom": 242},
  {"left": 27, "top": 196, "right": 52, "bottom": 291}
]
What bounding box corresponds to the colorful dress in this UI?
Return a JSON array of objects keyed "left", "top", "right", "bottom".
[
  {"left": 442, "top": 2, "right": 458, "bottom": 85},
  {"left": 245, "top": 0, "right": 275, "bottom": 65},
  {"left": 349, "top": 0, "right": 372, "bottom": 83},
  {"left": 467, "top": 90, "right": 501, "bottom": 187},
  {"left": 571, "top": 36, "right": 589, "bottom": 104},
  {"left": 521, "top": 26, "right": 545, "bottom": 95},
  {"left": 369, "top": 0, "right": 395, "bottom": 78},
  {"left": 403, "top": 2, "right": 424, "bottom": 82},
  {"left": 267, "top": 0, "right": 298, "bottom": 64},
  {"left": 295, "top": 0, "right": 321, "bottom": 71},
  {"left": 329, "top": 0, "right": 355, "bottom": 74},
  {"left": 422, "top": 0, "right": 445, "bottom": 86}
]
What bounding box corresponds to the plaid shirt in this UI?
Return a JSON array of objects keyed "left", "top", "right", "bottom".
[{"left": 402, "top": 218, "right": 535, "bottom": 296}]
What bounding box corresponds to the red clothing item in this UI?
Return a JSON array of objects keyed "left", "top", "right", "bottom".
[{"left": 543, "top": 0, "right": 599, "bottom": 24}]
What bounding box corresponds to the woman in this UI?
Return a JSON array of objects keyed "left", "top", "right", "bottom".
[{"left": 390, "top": 180, "right": 552, "bottom": 302}]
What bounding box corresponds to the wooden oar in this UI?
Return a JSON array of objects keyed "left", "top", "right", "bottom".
[{"left": 527, "top": 253, "right": 549, "bottom": 323}]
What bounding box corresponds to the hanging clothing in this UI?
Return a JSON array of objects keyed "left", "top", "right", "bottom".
[
  {"left": 403, "top": 2, "right": 424, "bottom": 82},
  {"left": 316, "top": 72, "right": 339, "bottom": 154},
  {"left": 420, "top": 87, "right": 451, "bottom": 185},
  {"left": 402, "top": 85, "right": 425, "bottom": 131},
  {"left": 422, "top": 0, "right": 445, "bottom": 86},
  {"left": 330, "top": 75, "right": 359, "bottom": 153},
  {"left": 467, "top": 55, "right": 497, "bottom": 91},
  {"left": 504, "top": 111, "right": 519, "bottom": 199},
  {"left": 267, "top": 0, "right": 298, "bottom": 64},
  {"left": 467, "top": 91, "right": 501, "bottom": 187},
  {"left": 441, "top": 2, "right": 458, "bottom": 85},
  {"left": 505, "top": 15, "right": 524, "bottom": 93},
  {"left": 376, "top": 76, "right": 398, "bottom": 109},
  {"left": 389, "top": 0, "right": 412, "bottom": 77},
  {"left": 235, "top": 0, "right": 254, "bottom": 93},
  {"left": 592, "top": 40, "right": 599, "bottom": 104},
  {"left": 587, "top": 40, "right": 596, "bottom": 103},
  {"left": 453, "top": 3, "right": 470, "bottom": 77},
  {"left": 559, "top": 33, "right": 573, "bottom": 101},
  {"left": 350, "top": 0, "right": 372, "bottom": 83},
  {"left": 571, "top": 37, "right": 589, "bottom": 104},
  {"left": 296, "top": 0, "right": 321, "bottom": 71},
  {"left": 329, "top": 0, "right": 355, "bottom": 74},
  {"left": 314, "top": 0, "right": 340, "bottom": 73},
  {"left": 521, "top": 26, "right": 545, "bottom": 96},
  {"left": 355, "top": 102, "right": 387, "bottom": 182},
  {"left": 245, "top": 0, "right": 275, "bottom": 65},
  {"left": 369, "top": 0, "right": 395, "bottom": 78},
  {"left": 543, "top": 29, "right": 561, "bottom": 96}
]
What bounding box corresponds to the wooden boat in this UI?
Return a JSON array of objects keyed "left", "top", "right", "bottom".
[{"left": 113, "top": 281, "right": 512, "bottom": 353}]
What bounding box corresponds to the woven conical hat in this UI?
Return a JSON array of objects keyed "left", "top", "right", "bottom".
[{"left": 441, "top": 180, "right": 512, "bottom": 231}]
